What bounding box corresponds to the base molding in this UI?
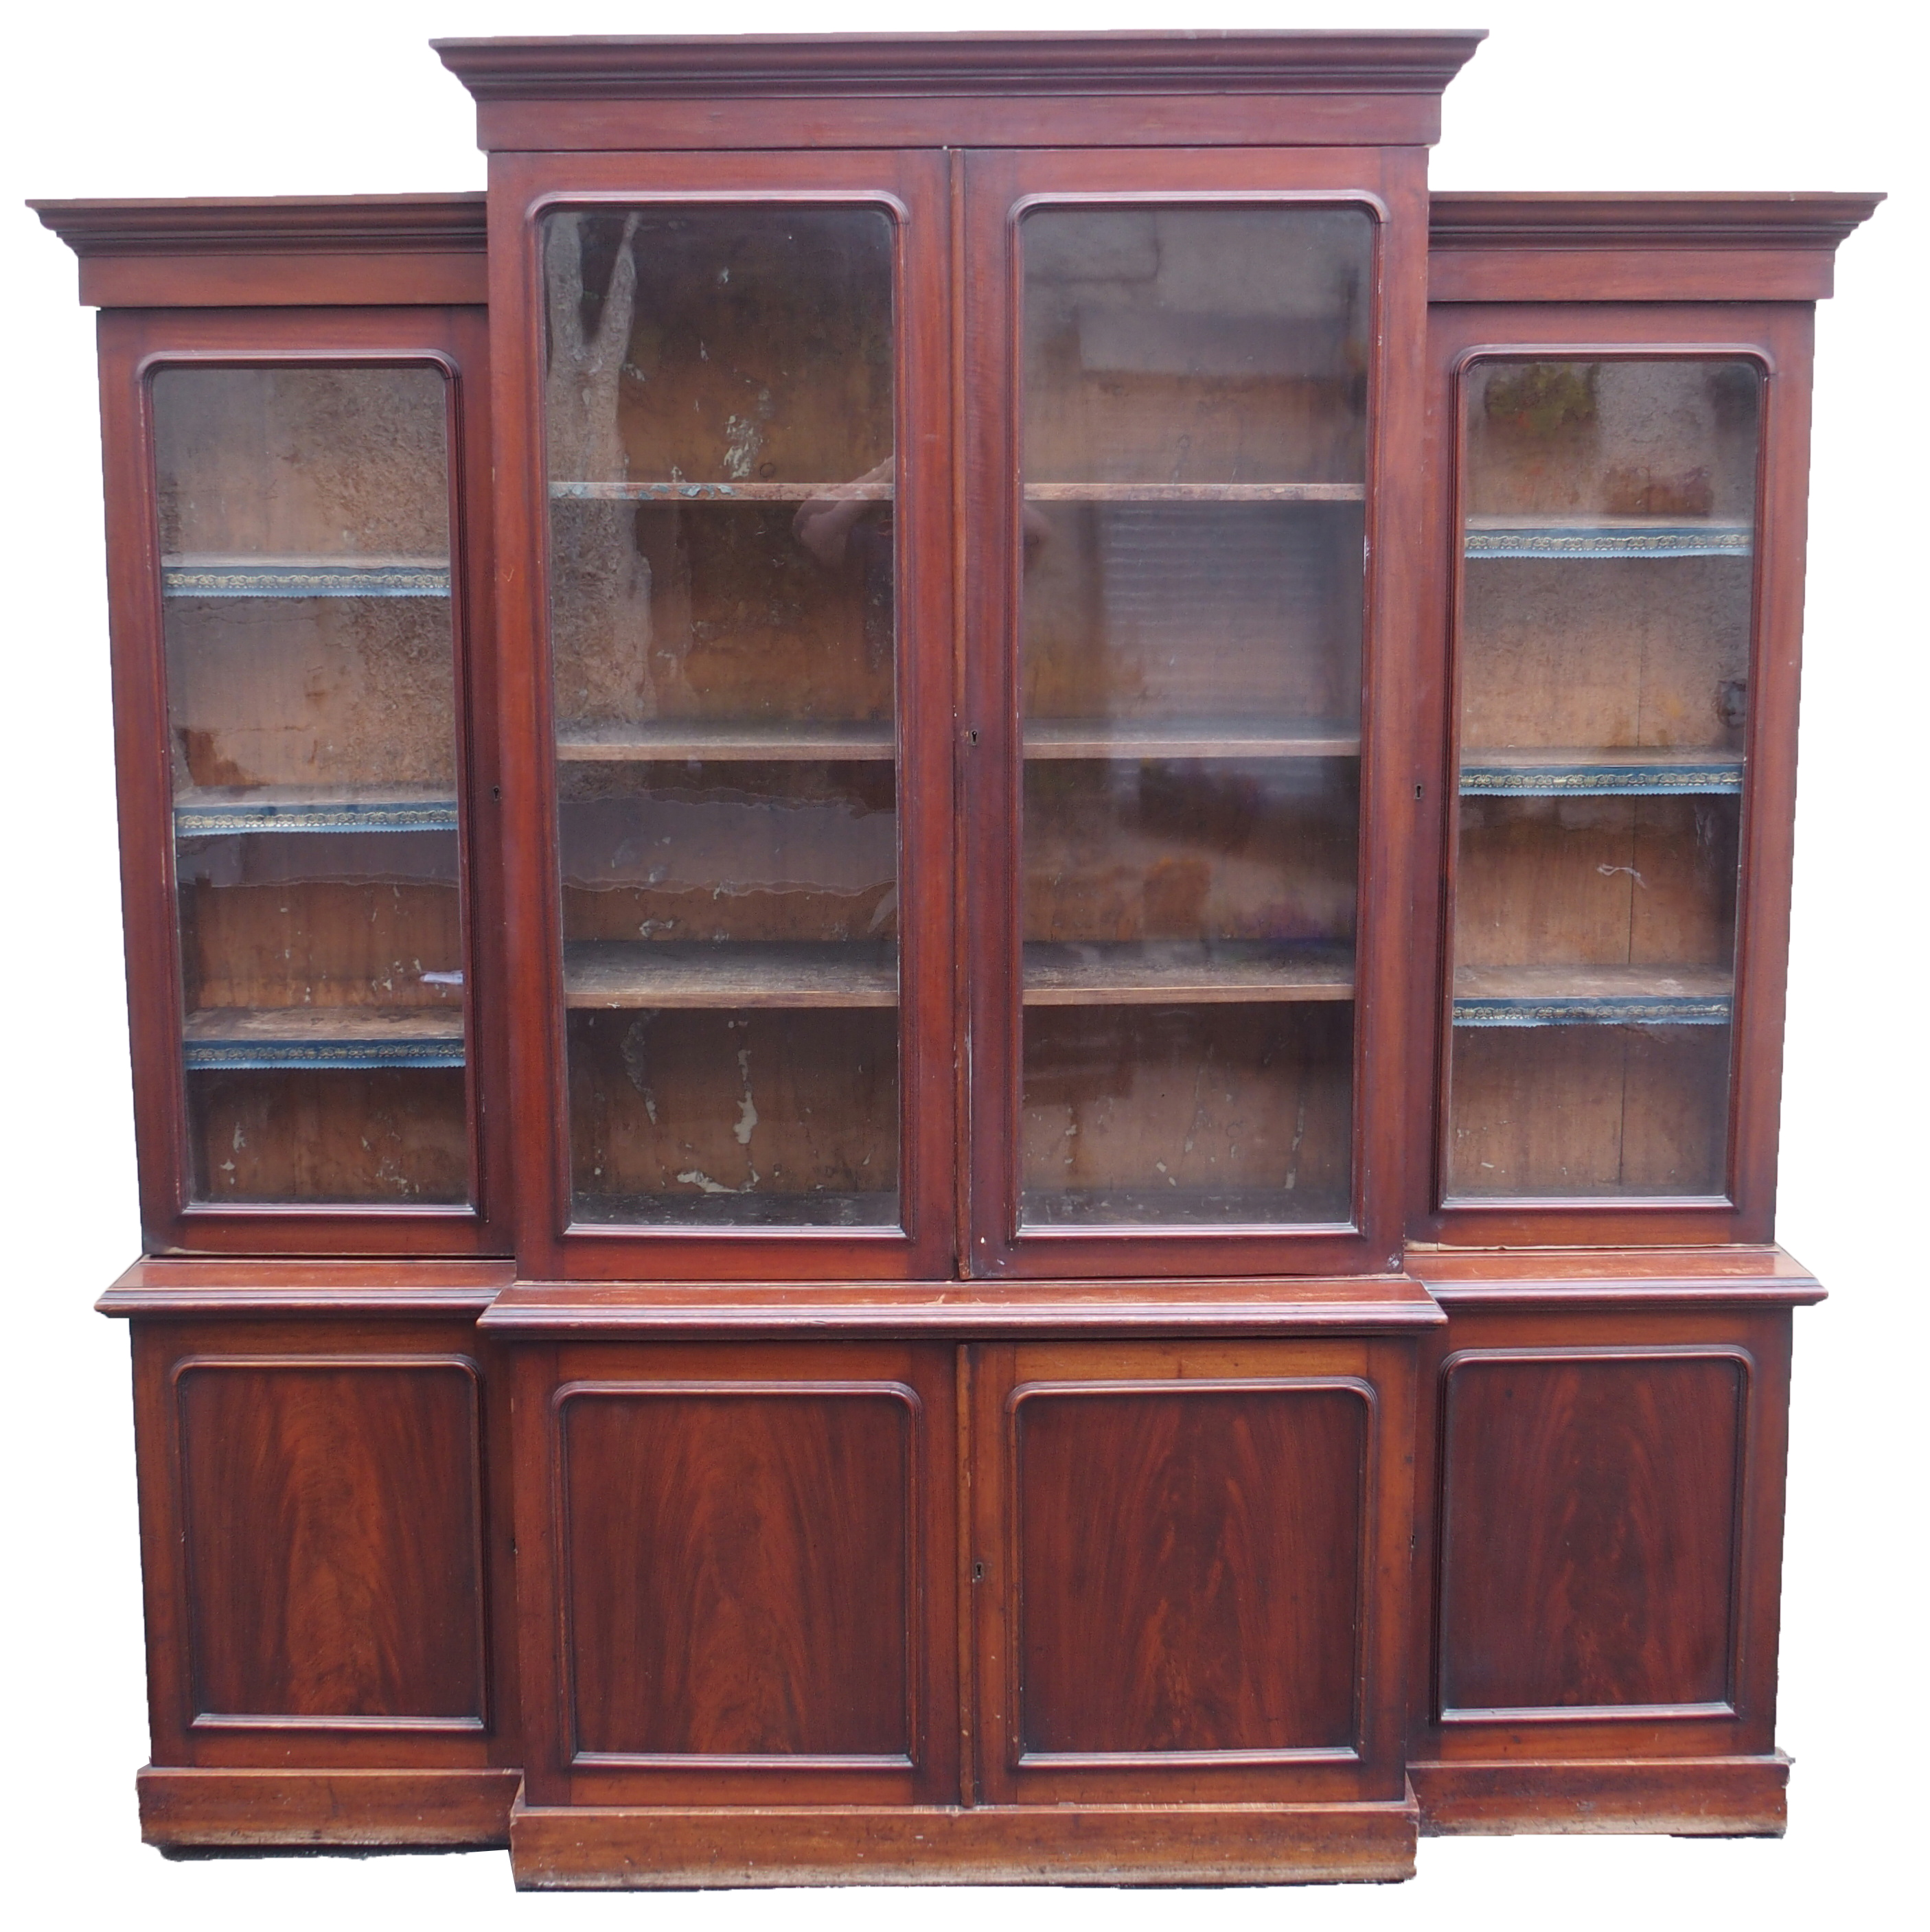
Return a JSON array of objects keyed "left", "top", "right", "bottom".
[
  {"left": 1411, "top": 1755, "right": 1790, "bottom": 1837},
  {"left": 509, "top": 1794, "right": 1420, "bottom": 1887},
  {"left": 137, "top": 1767, "right": 522, "bottom": 1848}
]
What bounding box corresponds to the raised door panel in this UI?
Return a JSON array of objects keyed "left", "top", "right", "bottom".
[
  {"left": 973, "top": 1339, "right": 1416, "bottom": 1805},
  {"left": 1436, "top": 1347, "right": 1747, "bottom": 1723},
  {"left": 558, "top": 1385, "right": 912, "bottom": 1761},
  {"left": 516, "top": 1339, "right": 958, "bottom": 1806},
  {"left": 1015, "top": 1384, "right": 1365, "bottom": 1756},
  {"left": 173, "top": 1355, "right": 487, "bottom": 1731}
]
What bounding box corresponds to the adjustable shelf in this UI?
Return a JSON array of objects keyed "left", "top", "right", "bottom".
[
  {"left": 1458, "top": 748, "right": 1744, "bottom": 797},
  {"left": 1023, "top": 940, "right": 1355, "bottom": 1007},
  {"left": 564, "top": 941, "right": 899, "bottom": 1010},
  {"left": 1452, "top": 963, "right": 1733, "bottom": 1028},
  {"left": 162, "top": 555, "right": 451, "bottom": 598},
  {"left": 1024, "top": 481, "right": 1364, "bottom": 503},
  {"left": 174, "top": 789, "right": 461, "bottom": 836},
  {"left": 556, "top": 722, "right": 894, "bottom": 764},
  {"left": 1462, "top": 516, "right": 1752, "bottom": 560},
  {"left": 550, "top": 480, "right": 892, "bottom": 503},
  {"left": 1025, "top": 719, "right": 1360, "bottom": 761},
  {"left": 181, "top": 1005, "right": 466, "bottom": 1070}
]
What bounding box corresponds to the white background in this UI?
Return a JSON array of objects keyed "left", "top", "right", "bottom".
[{"left": 2, "top": 3, "right": 1923, "bottom": 1926}]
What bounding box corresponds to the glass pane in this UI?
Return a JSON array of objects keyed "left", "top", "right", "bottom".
[
  {"left": 1017, "top": 204, "right": 1372, "bottom": 1227},
  {"left": 153, "top": 365, "right": 468, "bottom": 1206},
  {"left": 1446, "top": 358, "right": 1760, "bottom": 1200},
  {"left": 542, "top": 205, "right": 899, "bottom": 1229}
]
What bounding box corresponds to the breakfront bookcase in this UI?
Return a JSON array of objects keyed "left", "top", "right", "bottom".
[{"left": 34, "top": 31, "right": 1880, "bottom": 1890}]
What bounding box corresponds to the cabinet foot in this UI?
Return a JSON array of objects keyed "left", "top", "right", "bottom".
[
  {"left": 137, "top": 1767, "right": 522, "bottom": 1848},
  {"left": 509, "top": 1795, "right": 1420, "bottom": 1887},
  {"left": 1410, "top": 1755, "right": 1789, "bottom": 1837}
]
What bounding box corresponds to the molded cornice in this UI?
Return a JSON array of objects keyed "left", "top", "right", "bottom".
[
  {"left": 433, "top": 30, "right": 1489, "bottom": 101},
  {"left": 1429, "top": 192, "right": 1883, "bottom": 255},
  {"left": 31, "top": 193, "right": 487, "bottom": 258}
]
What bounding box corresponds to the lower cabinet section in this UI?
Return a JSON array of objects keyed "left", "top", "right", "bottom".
[
  {"left": 123, "top": 1301, "right": 522, "bottom": 1845},
  {"left": 111, "top": 1254, "right": 1816, "bottom": 1880},
  {"left": 1407, "top": 1272, "right": 1808, "bottom": 1839}
]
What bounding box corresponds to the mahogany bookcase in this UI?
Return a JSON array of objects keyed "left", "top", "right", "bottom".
[{"left": 33, "top": 30, "right": 1879, "bottom": 1890}]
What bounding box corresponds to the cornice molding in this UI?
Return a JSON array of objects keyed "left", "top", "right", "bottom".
[
  {"left": 31, "top": 194, "right": 487, "bottom": 259},
  {"left": 433, "top": 30, "right": 1487, "bottom": 102},
  {"left": 1429, "top": 191, "right": 1884, "bottom": 255}
]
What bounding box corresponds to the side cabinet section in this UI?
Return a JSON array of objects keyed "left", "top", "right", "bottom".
[
  {"left": 1408, "top": 1285, "right": 1805, "bottom": 1835},
  {"left": 969, "top": 1338, "right": 1421, "bottom": 1810},
  {"left": 127, "top": 1315, "right": 521, "bottom": 1845},
  {"left": 507, "top": 1339, "right": 961, "bottom": 1812}
]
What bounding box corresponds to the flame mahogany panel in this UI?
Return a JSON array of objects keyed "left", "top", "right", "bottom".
[
  {"left": 173, "top": 1354, "right": 488, "bottom": 1727},
  {"left": 556, "top": 1382, "right": 915, "bottom": 1760}
]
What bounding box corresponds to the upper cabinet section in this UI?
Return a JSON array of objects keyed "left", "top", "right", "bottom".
[
  {"left": 34, "top": 188, "right": 505, "bottom": 1254},
  {"left": 435, "top": 31, "right": 1485, "bottom": 152},
  {"left": 1417, "top": 190, "right": 1881, "bottom": 1250}
]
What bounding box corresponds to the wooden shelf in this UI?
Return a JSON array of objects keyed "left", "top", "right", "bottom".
[
  {"left": 182, "top": 1005, "right": 465, "bottom": 1070},
  {"left": 174, "top": 788, "right": 460, "bottom": 836},
  {"left": 1459, "top": 747, "right": 1744, "bottom": 797},
  {"left": 1024, "top": 482, "right": 1364, "bottom": 503},
  {"left": 1453, "top": 963, "right": 1733, "bottom": 1028},
  {"left": 1022, "top": 941, "right": 1354, "bottom": 1007},
  {"left": 1025, "top": 719, "right": 1359, "bottom": 761},
  {"left": 162, "top": 555, "right": 450, "bottom": 598},
  {"left": 564, "top": 941, "right": 899, "bottom": 1010},
  {"left": 557, "top": 721, "right": 895, "bottom": 764},
  {"left": 1462, "top": 516, "right": 1751, "bottom": 560},
  {"left": 550, "top": 480, "right": 891, "bottom": 503},
  {"left": 1021, "top": 1184, "right": 1351, "bottom": 1228},
  {"left": 571, "top": 1189, "right": 901, "bottom": 1230}
]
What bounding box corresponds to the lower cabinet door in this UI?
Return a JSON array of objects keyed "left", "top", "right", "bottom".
[
  {"left": 127, "top": 1311, "right": 522, "bottom": 1845},
  {"left": 512, "top": 1339, "right": 960, "bottom": 1807},
  {"left": 967, "top": 1338, "right": 1418, "bottom": 1805}
]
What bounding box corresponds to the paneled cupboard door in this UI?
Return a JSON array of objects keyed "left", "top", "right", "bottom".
[
  {"left": 962, "top": 149, "right": 1431, "bottom": 1280},
  {"left": 98, "top": 308, "right": 509, "bottom": 1256},
  {"left": 491, "top": 152, "right": 954, "bottom": 1279}
]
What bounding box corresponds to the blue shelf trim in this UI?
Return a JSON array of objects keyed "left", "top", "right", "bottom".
[
  {"left": 184, "top": 1038, "right": 466, "bottom": 1072},
  {"left": 175, "top": 801, "right": 460, "bottom": 836},
  {"left": 1454, "top": 995, "right": 1733, "bottom": 1028},
  {"left": 1460, "top": 759, "right": 1743, "bottom": 798},
  {"left": 1464, "top": 525, "right": 1751, "bottom": 561},
  {"left": 163, "top": 561, "right": 450, "bottom": 599}
]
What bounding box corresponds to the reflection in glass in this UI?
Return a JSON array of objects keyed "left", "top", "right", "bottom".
[
  {"left": 1446, "top": 359, "right": 1761, "bottom": 1199},
  {"left": 542, "top": 205, "right": 900, "bottom": 1228},
  {"left": 1017, "top": 204, "right": 1372, "bottom": 1227},
  {"left": 152, "top": 365, "right": 468, "bottom": 1205}
]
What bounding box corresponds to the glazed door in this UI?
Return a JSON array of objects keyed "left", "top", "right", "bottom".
[
  {"left": 1419, "top": 304, "right": 1815, "bottom": 1247},
  {"left": 98, "top": 306, "right": 509, "bottom": 1254},
  {"left": 961, "top": 148, "right": 1432, "bottom": 1279},
  {"left": 494, "top": 150, "right": 954, "bottom": 1279}
]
